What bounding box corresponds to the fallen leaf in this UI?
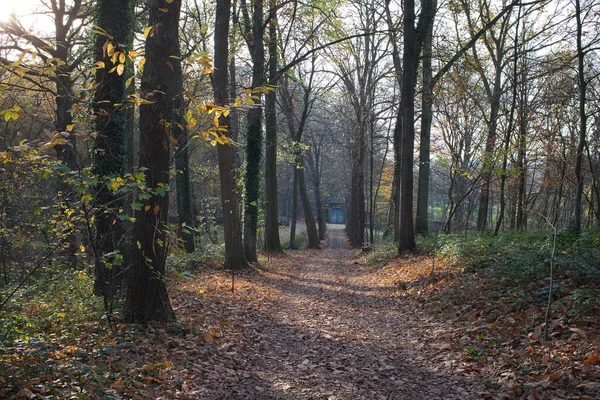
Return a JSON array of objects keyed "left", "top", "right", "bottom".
[
  {"left": 200, "top": 333, "right": 215, "bottom": 343},
  {"left": 583, "top": 355, "right": 598, "bottom": 365}
]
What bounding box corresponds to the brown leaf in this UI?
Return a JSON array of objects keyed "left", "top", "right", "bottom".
[
  {"left": 583, "top": 355, "right": 599, "bottom": 365},
  {"left": 569, "top": 327, "right": 588, "bottom": 339},
  {"left": 16, "top": 388, "right": 34, "bottom": 399},
  {"left": 200, "top": 333, "right": 215, "bottom": 343}
]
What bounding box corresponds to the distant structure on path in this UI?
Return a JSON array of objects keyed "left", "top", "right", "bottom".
[{"left": 327, "top": 197, "right": 345, "bottom": 224}]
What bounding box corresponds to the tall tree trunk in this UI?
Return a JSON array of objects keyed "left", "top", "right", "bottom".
[
  {"left": 307, "top": 143, "right": 326, "bottom": 240},
  {"left": 473, "top": 6, "right": 510, "bottom": 232},
  {"left": 495, "top": 6, "right": 521, "bottom": 235},
  {"left": 263, "top": 0, "right": 282, "bottom": 252},
  {"left": 173, "top": 43, "right": 195, "bottom": 253},
  {"left": 214, "top": 0, "right": 247, "bottom": 269},
  {"left": 369, "top": 112, "right": 375, "bottom": 244},
  {"left": 126, "top": 0, "right": 182, "bottom": 323},
  {"left": 476, "top": 76, "right": 502, "bottom": 231},
  {"left": 573, "top": 0, "right": 587, "bottom": 232},
  {"left": 385, "top": 0, "right": 402, "bottom": 242},
  {"left": 53, "top": 6, "right": 80, "bottom": 269},
  {"left": 314, "top": 177, "right": 326, "bottom": 241},
  {"left": 516, "top": 86, "right": 528, "bottom": 231},
  {"left": 297, "top": 156, "right": 320, "bottom": 248},
  {"left": 415, "top": 10, "right": 435, "bottom": 236},
  {"left": 350, "top": 121, "right": 366, "bottom": 248},
  {"left": 280, "top": 73, "right": 320, "bottom": 249},
  {"left": 92, "top": 0, "right": 133, "bottom": 296},
  {"left": 398, "top": 0, "right": 416, "bottom": 252},
  {"left": 289, "top": 168, "right": 298, "bottom": 249},
  {"left": 243, "top": 0, "right": 265, "bottom": 263},
  {"left": 391, "top": 115, "right": 402, "bottom": 242}
]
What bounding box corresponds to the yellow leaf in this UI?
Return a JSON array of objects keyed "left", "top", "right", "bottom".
[
  {"left": 188, "top": 118, "right": 197, "bottom": 128},
  {"left": 165, "top": 0, "right": 174, "bottom": 3},
  {"left": 210, "top": 139, "right": 217, "bottom": 146},
  {"left": 80, "top": 244, "right": 86, "bottom": 253},
  {"left": 125, "top": 77, "right": 133, "bottom": 88},
  {"left": 144, "top": 205, "right": 151, "bottom": 212},
  {"left": 66, "top": 124, "right": 75, "bottom": 132},
  {"left": 158, "top": 7, "right": 168, "bottom": 12},
  {"left": 96, "top": 61, "right": 105, "bottom": 69},
  {"left": 153, "top": 205, "right": 160, "bottom": 214},
  {"left": 116, "top": 64, "right": 125, "bottom": 76},
  {"left": 143, "top": 26, "right": 154, "bottom": 39},
  {"left": 106, "top": 42, "right": 115, "bottom": 56},
  {"left": 119, "top": 52, "right": 126, "bottom": 63},
  {"left": 109, "top": 176, "right": 125, "bottom": 191}
]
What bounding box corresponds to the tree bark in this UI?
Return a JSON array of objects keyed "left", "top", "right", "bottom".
[
  {"left": 415, "top": 7, "right": 435, "bottom": 236},
  {"left": 126, "top": 0, "right": 181, "bottom": 323},
  {"left": 573, "top": 0, "right": 587, "bottom": 232},
  {"left": 398, "top": 0, "right": 416, "bottom": 252},
  {"left": 173, "top": 36, "right": 195, "bottom": 253},
  {"left": 289, "top": 168, "right": 298, "bottom": 249},
  {"left": 214, "top": 0, "right": 247, "bottom": 269},
  {"left": 280, "top": 74, "right": 320, "bottom": 249},
  {"left": 242, "top": 0, "right": 265, "bottom": 263},
  {"left": 92, "top": 0, "right": 133, "bottom": 296},
  {"left": 263, "top": 0, "right": 282, "bottom": 253}
]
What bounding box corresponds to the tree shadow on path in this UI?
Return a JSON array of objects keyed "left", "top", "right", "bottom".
[{"left": 178, "top": 229, "right": 485, "bottom": 399}]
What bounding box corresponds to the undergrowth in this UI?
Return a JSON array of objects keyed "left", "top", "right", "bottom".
[{"left": 367, "top": 229, "right": 600, "bottom": 318}]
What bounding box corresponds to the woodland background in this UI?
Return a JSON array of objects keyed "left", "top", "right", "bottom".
[{"left": 0, "top": 0, "right": 599, "bottom": 398}]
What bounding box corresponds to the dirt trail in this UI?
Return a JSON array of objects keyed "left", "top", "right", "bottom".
[{"left": 173, "top": 228, "right": 484, "bottom": 399}]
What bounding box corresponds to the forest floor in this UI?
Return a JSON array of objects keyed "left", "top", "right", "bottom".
[{"left": 2, "top": 228, "right": 599, "bottom": 399}]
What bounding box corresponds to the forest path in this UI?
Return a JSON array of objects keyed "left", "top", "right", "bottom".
[{"left": 171, "top": 228, "right": 484, "bottom": 399}]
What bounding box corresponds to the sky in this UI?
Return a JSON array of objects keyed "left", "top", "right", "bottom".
[
  {"left": 0, "top": 0, "right": 32, "bottom": 22},
  {"left": 0, "top": 0, "right": 54, "bottom": 33}
]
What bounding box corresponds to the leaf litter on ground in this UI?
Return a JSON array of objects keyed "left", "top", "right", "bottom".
[{"left": 1, "top": 229, "right": 598, "bottom": 399}]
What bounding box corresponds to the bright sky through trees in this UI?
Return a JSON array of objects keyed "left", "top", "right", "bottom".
[
  {"left": 0, "top": 0, "right": 55, "bottom": 33},
  {"left": 0, "top": 0, "right": 31, "bottom": 22}
]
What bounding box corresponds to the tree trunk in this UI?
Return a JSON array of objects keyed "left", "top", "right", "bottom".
[
  {"left": 280, "top": 74, "right": 320, "bottom": 249},
  {"left": 391, "top": 114, "right": 402, "bottom": 242},
  {"left": 495, "top": 7, "right": 521, "bottom": 235},
  {"left": 243, "top": 0, "right": 265, "bottom": 263},
  {"left": 289, "top": 168, "right": 298, "bottom": 249},
  {"left": 350, "top": 122, "right": 366, "bottom": 248},
  {"left": 126, "top": 0, "right": 182, "bottom": 323},
  {"left": 53, "top": 7, "right": 79, "bottom": 269},
  {"left": 415, "top": 13, "right": 434, "bottom": 236},
  {"left": 573, "top": 0, "right": 587, "bottom": 232},
  {"left": 173, "top": 41, "right": 195, "bottom": 253},
  {"left": 92, "top": 0, "right": 133, "bottom": 296},
  {"left": 297, "top": 156, "right": 320, "bottom": 248},
  {"left": 398, "top": 0, "right": 416, "bottom": 252},
  {"left": 214, "top": 0, "right": 247, "bottom": 269},
  {"left": 263, "top": 0, "right": 282, "bottom": 253},
  {"left": 307, "top": 142, "right": 326, "bottom": 240}
]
